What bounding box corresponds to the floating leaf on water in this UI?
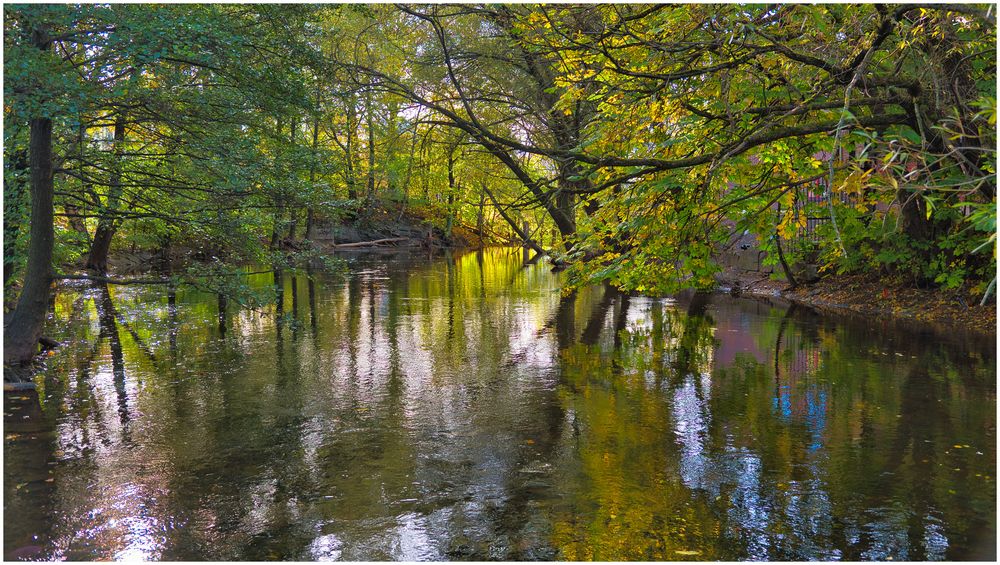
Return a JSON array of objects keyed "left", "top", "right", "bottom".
[{"left": 675, "top": 550, "right": 701, "bottom": 556}]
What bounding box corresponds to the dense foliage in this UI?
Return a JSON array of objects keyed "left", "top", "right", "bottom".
[{"left": 4, "top": 4, "right": 996, "bottom": 363}]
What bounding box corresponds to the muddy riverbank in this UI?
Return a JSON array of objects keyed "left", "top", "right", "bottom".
[{"left": 716, "top": 266, "right": 997, "bottom": 337}]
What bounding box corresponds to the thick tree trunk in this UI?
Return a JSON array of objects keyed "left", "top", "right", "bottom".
[
  {"left": 86, "top": 114, "right": 126, "bottom": 273},
  {"left": 86, "top": 225, "right": 114, "bottom": 273},
  {"left": 286, "top": 209, "right": 298, "bottom": 241},
  {"left": 897, "top": 187, "right": 933, "bottom": 243},
  {"left": 4, "top": 44, "right": 55, "bottom": 365}
]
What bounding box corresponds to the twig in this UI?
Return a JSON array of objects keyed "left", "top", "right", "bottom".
[{"left": 332, "top": 237, "right": 409, "bottom": 248}]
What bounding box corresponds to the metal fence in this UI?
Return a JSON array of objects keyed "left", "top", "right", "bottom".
[{"left": 783, "top": 177, "right": 854, "bottom": 252}]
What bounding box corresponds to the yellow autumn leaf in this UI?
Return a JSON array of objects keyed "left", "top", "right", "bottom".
[{"left": 839, "top": 170, "right": 871, "bottom": 195}]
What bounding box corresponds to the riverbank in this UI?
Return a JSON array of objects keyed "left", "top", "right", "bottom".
[{"left": 716, "top": 266, "right": 997, "bottom": 336}]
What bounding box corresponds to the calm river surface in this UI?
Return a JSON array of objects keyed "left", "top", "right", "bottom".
[{"left": 4, "top": 248, "right": 996, "bottom": 560}]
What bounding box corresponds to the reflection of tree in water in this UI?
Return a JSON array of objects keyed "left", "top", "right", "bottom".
[
  {"left": 96, "top": 283, "right": 131, "bottom": 435},
  {"left": 548, "top": 289, "right": 729, "bottom": 559},
  {"left": 546, "top": 290, "right": 995, "bottom": 560},
  {"left": 14, "top": 251, "right": 994, "bottom": 561}
]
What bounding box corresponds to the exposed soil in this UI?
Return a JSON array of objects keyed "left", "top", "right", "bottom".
[
  {"left": 310, "top": 204, "right": 498, "bottom": 250},
  {"left": 716, "top": 266, "right": 997, "bottom": 337}
]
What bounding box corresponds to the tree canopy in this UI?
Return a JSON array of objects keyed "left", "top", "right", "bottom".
[{"left": 4, "top": 3, "right": 996, "bottom": 363}]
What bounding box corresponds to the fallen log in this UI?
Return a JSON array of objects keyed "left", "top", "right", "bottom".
[{"left": 333, "top": 237, "right": 410, "bottom": 248}]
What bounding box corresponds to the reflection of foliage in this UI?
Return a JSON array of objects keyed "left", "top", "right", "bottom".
[
  {"left": 550, "top": 294, "right": 995, "bottom": 560},
  {"left": 180, "top": 263, "right": 277, "bottom": 310},
  {"left": 550, "top": 298, "right": 723, "bottom": 559},
  {"left": 21, "top": 250, "right": 997, "bottom": 560}
]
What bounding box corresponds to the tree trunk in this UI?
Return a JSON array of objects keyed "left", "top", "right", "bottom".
[
  {"left": 3, "top": 149, "right": 29, "bottom": 292},
  {"left": 481, "top": 183, "right": 546, "bottom": 257},
  {"left": 476, "top": 191, "right": 486, "bottom": 241},
  {"left": 286, "top": 209, "right": 298, "bottom": 241},
  {"left": 897, "top": 187, "right": 933, "bottom": 243},
  {"left": 345, "top": 96, "right": 358, "bottom": 200},
  {"left": 401, "top": 111, "right": 422, "bottom": 205},
  {"left": 64, "top": 204, "right": 89, "bottom": 243},
  {"left": 306, "top": 116, "right": 320, "bottom": 240},
  {"left": 4, "top": 27, "right": 54, "bottom": 365},
  {"left": 444, "top": 143, "right": 457, "bottom": 239},
  {"left": 271, "top": 118, "right": 287, "bottom": 250},
  {"left": 66, "top": 119, "right": 91, "bottom": 244},
  {"left": 421, "top": 131, "right": 431, "bottom": 201},
  {"left": 86, "top": 113, "right": 126, "bottom": 273},
  {"left": 774, "top": 205, "right": 799, "bottom": 288},
  {"left": 87, "top": 224, "right": 114, "bottom": 273},
  {"left": 270, "top": 216, "right": 281, "bottom": 250},
  {"left": 365, "top": 93, "right": 376, "bottom": 202}
]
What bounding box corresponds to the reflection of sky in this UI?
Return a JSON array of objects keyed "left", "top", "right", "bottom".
[
  {"left": 307, "top": 533, "right": 342, "bottom": 560},
  {"left": 672, "top": 376, "right": 710, "bottom": 491},
  {"left": 859, "top": 506, "right": 912, "bottom": 560},
  {"left": 713, "top": 315, "right": 769, "bottom": 367},
  {"left": 18, "top": 252, "right": 991, "bottom": 561},
  {"left": 782, "top": 478, "right": 836, "bottom": 559},
  {"left": 395, "top": 512, "right": 439, "bottom": 560},
  {"left": 113, "top": 511, "right": 164, "bottom": 561},
  {"left": 51, "top": 479, "right": 168, "bottom": 561},
  {"left": 922, "top": 514, "right": 949, "bottom": 560},
  {"left": 727, "top": 450, "right": 770, "bottom": 560},
  {"left": 670, "top": 301, "right": 845, "bottom": 560},
  {"left": 772, "top": 382, "right": 828, "bottom": 452}
]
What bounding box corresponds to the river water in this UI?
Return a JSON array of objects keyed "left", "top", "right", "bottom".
[{"left": 4, "top": 248, "right": 996, "bottom": 560}]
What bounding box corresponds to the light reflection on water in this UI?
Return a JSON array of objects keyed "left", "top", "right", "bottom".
[{"left": 4, "top": 247, "right": 996, "bottom": 561}]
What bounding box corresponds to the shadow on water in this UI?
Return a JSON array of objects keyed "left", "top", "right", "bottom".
[{"left": 3, "top": 248, "right": 996, "bottom": 561}]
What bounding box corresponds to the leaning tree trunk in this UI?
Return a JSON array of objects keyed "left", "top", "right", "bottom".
[
  {"left": 86, "top": 113, "right": 126, "bottom": 273},
  {"left": 4, "top": 29, "right": 55, "bottom": 365}
]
